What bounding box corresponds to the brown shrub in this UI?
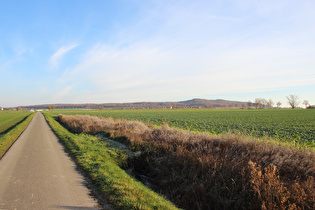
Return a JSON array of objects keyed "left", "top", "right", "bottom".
[{"left": 58, "top": 114, "right": 315, "bottom": 209}]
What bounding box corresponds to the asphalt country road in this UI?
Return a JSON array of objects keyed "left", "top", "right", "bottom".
[{"left": 0, "top": 112, "right": 99, "bottom": 209}]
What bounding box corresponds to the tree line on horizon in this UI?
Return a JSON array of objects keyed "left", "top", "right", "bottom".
[{"left": 1, "top": 94, "right": 313, "bottom": 110}]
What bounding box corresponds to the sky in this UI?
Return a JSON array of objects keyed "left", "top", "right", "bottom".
[{"left": 0, "top": 0, "right": 314, "bottom": 107}]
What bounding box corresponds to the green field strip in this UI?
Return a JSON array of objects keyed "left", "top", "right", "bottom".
[
  {"left": 0, "top": 116, "right": 29, "bottom": 134},
  {"left": 0, "top": 113, "right": 35, "bottom": 158}
]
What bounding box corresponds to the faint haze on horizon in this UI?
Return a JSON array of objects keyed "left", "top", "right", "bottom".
[{"left": 0, "top": 0, "right": 314, "bottom": 107}]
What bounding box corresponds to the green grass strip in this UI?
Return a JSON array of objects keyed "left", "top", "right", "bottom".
[
  {"left": 0, "top": 112, "right": 31, "bottom": 134},
  {"left": 0, "top": 113, "right": 35, "bottom": 158},
  {"left": 0, "top": 116, "right": 26, "bottom": 134},
  {"left": 43, "top": 112, "right": 179, "bottom": 210}
]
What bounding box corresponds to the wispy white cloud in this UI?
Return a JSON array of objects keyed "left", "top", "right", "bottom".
[
  {"left": 51, "top": 86, "right": 74, "bottom": 102},
  {"left": 57, "top": 29, "right": 315, "bottom": 103},
  {"left": 14, "top": 1, "right": 315, "bottom": 105},
  {"left": 2, "top": 1, "right": 315, "bottom": 107},
  {"left": 49, "top": 44, "right": 79, "bottom": 69}
]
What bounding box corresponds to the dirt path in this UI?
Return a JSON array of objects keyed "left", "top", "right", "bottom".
[{"left": 0, "top": 112, "right": 100, "bottom": 209}]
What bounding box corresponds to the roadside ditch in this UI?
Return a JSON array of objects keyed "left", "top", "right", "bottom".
[{"left": 95, "top": 132, "right": 159, "bottom": 191}]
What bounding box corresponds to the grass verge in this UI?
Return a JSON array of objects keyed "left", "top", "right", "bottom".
[
  {"left": 43, "top": 112, "right": 179, "bottom": 210},
  {"left": 0, "top": 113, "right": 35, "bottom": 158}
]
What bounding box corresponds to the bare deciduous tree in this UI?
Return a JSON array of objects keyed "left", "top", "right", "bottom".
[
  {"left": 254, "top": 98, "right": 268, "bottom": 109},
  {"left": 47, "top": 106, "right": 55, "bottom": 110},
  {"left": 254, "top": 98, "right": 261, "bottom": 109},
  {"left": 261, "top": 98, "right": 267, "bottom": 109},
  {"left": 247, "top": 101, "right": 253, "bottom": 109},
  {"left": 276, "top": 101, "right": 282, "bottom": 108},
  {"left": 286, "top": 95, "right": 299, "bottom": 109},
  {"left": 302, "top": 100, "right": 309, "bottom": 108},
  {"left": 266, "top": 99, "right": 274, "bottom": 109}
]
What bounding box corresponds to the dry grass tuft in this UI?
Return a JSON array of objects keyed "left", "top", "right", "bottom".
[{"left": 58, "top": 114, "right": 315, "bottom": 209}]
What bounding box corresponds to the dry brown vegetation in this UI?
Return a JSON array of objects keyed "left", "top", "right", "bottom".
[{"left": 58, "top": 114, "right": 315, "bottom": 209}]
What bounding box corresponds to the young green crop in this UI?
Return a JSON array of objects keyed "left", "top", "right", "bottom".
[
  {"left": 0, "top": 112, "right": 35, "bottom": 158},
  {"left": 0, "top": 111, "right": 32, "bottom": 134}
]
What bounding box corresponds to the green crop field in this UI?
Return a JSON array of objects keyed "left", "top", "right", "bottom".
[
  {"left": 0, "top": 111, "right": 35, "bottom": 158},
  {"left": 0, "top": 111, "right": 32, "bottom": 134},
  {"left": 49, "top": 108, "right": 315, "bottom": 148}
]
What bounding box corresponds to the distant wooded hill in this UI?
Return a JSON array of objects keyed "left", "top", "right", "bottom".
[{"left": 19, "top": 98, "right": 247, "bottom": 110}]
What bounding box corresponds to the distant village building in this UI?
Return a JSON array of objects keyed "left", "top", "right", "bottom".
[{"left": 0, "top": 107, "right": 3, "bottom": 111}]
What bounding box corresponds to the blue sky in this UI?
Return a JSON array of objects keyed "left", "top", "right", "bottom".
[{"left": 0, "top": 0, "right": 314, "bottom": 107}]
